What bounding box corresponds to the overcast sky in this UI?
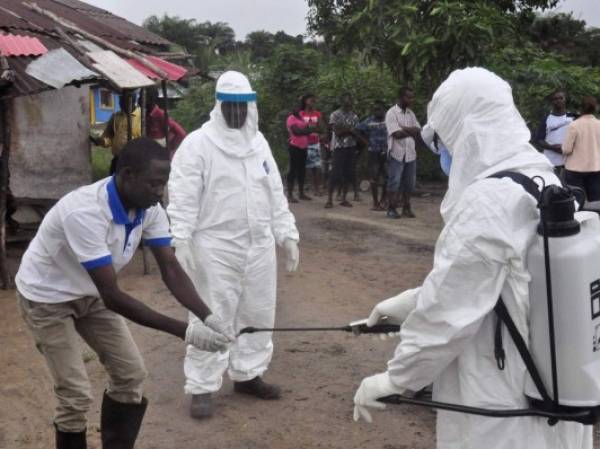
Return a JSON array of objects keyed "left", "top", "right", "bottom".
[{"left": 86, "top": 0, "right": 599, "bottom": 40}]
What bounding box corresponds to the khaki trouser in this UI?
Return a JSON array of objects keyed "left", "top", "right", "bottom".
[{"left": 17, "top": 292, "right": 147, "bottom": 432}]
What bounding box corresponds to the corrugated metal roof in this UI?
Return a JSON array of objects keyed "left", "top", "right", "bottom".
[
  {"left": 87, "top": 50, "right": 154, "bottom": 89},
  {"left": 81, "top": 12, "right": 171, "bottom": 47},
  {"left": 25, "top": 47, "right": 97, "bottom": 88},
  {"left": 0, "top": 33, "right": 47, "bottom": 57},
  {"left": 127, "top": 55, "right": 188, "bottom": 81},
  {"left": 0, "top": 0, "right": 170, "bottom": 51},
  {"left": 0, "top": 30, "right": 96, "bottom": 98}
]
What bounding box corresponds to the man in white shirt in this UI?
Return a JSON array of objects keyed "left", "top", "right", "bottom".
[
  {"left": 385, "top": 87, "right": 421, "bottom": 219},
  {"left": 535, "top": 89, "right": 577, "bottom": 177},
  {"left": 16, "top": 138, "right": 232, "bottom": 449}
]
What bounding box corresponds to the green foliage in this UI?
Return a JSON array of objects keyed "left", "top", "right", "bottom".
[
  {"left": 527, "top": 13, "right": 600, "bottom": 67},
  {"left": 170, "top": 80, "right": 215, "bottom": 132},
  {"left": 487, "top": 46, "right": 600, "bottom": 127},
  {"left": 143, "top": 15, "right": 236, "bottom": 71},
  {"left": 91, "top": 146, "right": 111, "bottom": 181},
  {"left": 151, "top": 0, "right": 599, "bottom": 183}
]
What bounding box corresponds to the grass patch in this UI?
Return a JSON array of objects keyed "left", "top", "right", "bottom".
[{"left": 91, "top": 146, "right": 112, "bottom": 181}]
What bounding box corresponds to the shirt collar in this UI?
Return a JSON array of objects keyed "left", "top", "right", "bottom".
[{"left": 106, "top": 176, "right": 144, "bottom": 226}]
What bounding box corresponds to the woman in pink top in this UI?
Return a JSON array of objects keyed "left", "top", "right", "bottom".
[
  {"left": 286, "top": 106, "right": 316, "bottom": 203},
  {"left": 299, "top": 94, "right": 326, "bottom": 196},
  {"left": 562, "top": 96, "right": 600, "bottom": 201}
]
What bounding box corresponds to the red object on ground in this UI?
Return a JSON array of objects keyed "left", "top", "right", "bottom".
[
  {"left": 127, "top": 55, "right": 187, "bottom": 81},
  {"left": 0, "top": 34, "right": 48, "bottom": 57}
]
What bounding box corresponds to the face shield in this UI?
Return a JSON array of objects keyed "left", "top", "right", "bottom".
[{"left": 216, "top": 90, "right": 256, "bottom": 130}]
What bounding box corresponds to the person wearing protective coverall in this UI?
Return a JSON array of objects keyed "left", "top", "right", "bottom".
[
  {"left": 167, "top": 71, "right": 300, "bottom": 419},
  {"left": 353, "top": 68, "right": 592, "bottom": 449}
]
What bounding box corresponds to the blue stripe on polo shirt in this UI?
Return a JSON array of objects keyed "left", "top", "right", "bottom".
[
  {"left": 143, "top": 237, "right": 172, "bottom": 247},
  {"left": 81, "top": 255, "right": 113, "bottom": 270}
]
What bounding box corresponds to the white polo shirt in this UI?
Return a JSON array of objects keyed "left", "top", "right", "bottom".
[{"left": 16, "top": 177, "right": 171, "bottom": 303}]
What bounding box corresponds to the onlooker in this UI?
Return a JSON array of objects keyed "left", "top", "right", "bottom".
[
  {"left": 357, "top": 101, "right": 388, "bottom": 211},
  {"left": 326, "top": 93, "right": 360, "bottom": 209},
  {"left": 385, "top": 87, "right": 421, "bottom": 219},
  {"left": 535, "top": 88, "right": 577, "bottom": 177},
  {"left": 143, "top": 87, "right": 187, "bottom": 158},
  {"left": 91, "top": 94, "right": 141, "bottom": 175},
  {"left": 562, "top": 96, "right": 600, "bottom": 202},
  {"left": 286, "top": 106, "right": 316, "bottom": 203},
  {"left": 300, "top": 94, "right": 325, "bottom": 196}
]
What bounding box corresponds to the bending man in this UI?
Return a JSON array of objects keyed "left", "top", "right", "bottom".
[
  {"left": 168, "top": 71, "right": 300, "bottom": 419},
  {"left": 353, "top": 68, "right": 591, "bottom": 448},
  {"left": 16, "top": 137, "right": 232, "bottom": 449}
]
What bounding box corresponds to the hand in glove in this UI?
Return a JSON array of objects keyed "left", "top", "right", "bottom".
[
  {"left": 173, "top": 238, "right": 195, "bottom": 273},
  {"left": 283, "top": 239, "right": 299, "bottom": 272},
  {"left": 367, "top": 287, "right": 420, "bottom": 327},
  {"left": 185, "top": 319, "right": 230, "bottom": 352},
  {"left": 353, "top": 372, "right": 404, "bottom": 423},
  {"left": 204, "top": 314, "right": 236, "bottom": 342}
]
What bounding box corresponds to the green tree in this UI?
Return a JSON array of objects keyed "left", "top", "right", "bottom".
[
  {"left": 143, "top": 15, "right": 236, "bottom": 71},
  {"left": 307, "top": 0, "right": 558, "bottom": 88}
]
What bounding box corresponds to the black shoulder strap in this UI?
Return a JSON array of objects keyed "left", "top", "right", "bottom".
[
  {"left": 494, "top": 298, "right": 554, "bottom": 408},
  {"left": 487, "top": 171, "right": 541, "bottom": 202},
  {"left": 487, "top": 172, "right": 554, "bottom": 408}
]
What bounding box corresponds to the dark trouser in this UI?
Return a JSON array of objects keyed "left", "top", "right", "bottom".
[
  {"left": 330, "top": 146, "right": 356, "bottom": 190},
  {"left": 564, "top": 169, "right": 600, "bottom": 202},
  {"left": 368, "top": 151, "right": 387, "bottom": 205},
  {"left": 109, "top": 156, "right": 119, "bottom": 176},
  {"left": 351, "top": 147, "right": 362, "bottom": 195},
  {"left": 287, "top": 145, "right": 307, "bottom": 196}
]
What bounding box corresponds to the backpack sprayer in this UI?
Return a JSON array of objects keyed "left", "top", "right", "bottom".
[
  {"left": 379, "top": 172, "right": 600, "bottom": 426},
  {"left": 242, "top": 172, "right": 600, "bottom": 425}
]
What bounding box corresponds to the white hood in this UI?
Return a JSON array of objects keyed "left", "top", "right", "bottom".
[
  {"left": 426, "top": 67, "right": 553, "bottom": 220},
  {"left": 203, "top": 70, "right": 261, "bottom": 158}
]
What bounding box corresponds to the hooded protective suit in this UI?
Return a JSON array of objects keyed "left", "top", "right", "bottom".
[
  {"left": 167, "top": 71, "right": 299, "bottom": 394},
  {"left": 354, "top": 68, "right": 592, "bottom": 448}
]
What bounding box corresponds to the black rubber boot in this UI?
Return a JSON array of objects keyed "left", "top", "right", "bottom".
[
  {"left": 101, "top": 392, "right": 148, "bottom": 449},
  {"left": 234, "top": 377, "right": 281, "bottom": 400},
  {"left": 190, "top": 393, "right": 214, "bottom": 420},
  {"left": 55, "top": 426, "right": 86, "bottom": 449}
]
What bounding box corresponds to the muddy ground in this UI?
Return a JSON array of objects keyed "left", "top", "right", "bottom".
[{"left": 1, "top": 186, "right": 598, "bottom": 449}]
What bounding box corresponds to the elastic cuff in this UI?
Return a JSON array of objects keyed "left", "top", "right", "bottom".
[{"left": 81, "top": 255, "right": 112, "bottom": 270}]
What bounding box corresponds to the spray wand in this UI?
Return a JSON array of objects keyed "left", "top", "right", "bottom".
[{"left": 239, "top": 318, "right": 400, "bottom": 336}]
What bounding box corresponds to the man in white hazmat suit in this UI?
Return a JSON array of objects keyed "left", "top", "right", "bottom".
[
  {"left": 353, "top": 68, "right": 592, "bottom": 449},
  {"left": 167, "top": 71, "right": 300, "bottom": 419}
]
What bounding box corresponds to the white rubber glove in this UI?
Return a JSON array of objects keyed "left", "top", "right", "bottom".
[
  {"left": 283, "top": 239, "right": 299, "bottom": 272},
  {"left": 185, "top": 319, "right": 230, "bottom": 352},
  {"left": 204, "top": 314, "right": 236, "bottom": 342},
  {"left": 367, "top": 287, "right": 420, "bottom": 327},
  {"left": 173, "top": 238, "right": 195, "bottom": 273},
  {"left": 353, "top": 372, "right": 404, "bottom": 423}
]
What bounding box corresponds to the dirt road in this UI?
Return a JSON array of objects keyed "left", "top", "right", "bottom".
[{"left": 1, "top": 188, "right": 597, "bottom": 449}]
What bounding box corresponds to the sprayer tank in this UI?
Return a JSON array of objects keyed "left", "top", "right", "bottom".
[{"left": 525, "top": 211, "right": 600, "bottom": 406}]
